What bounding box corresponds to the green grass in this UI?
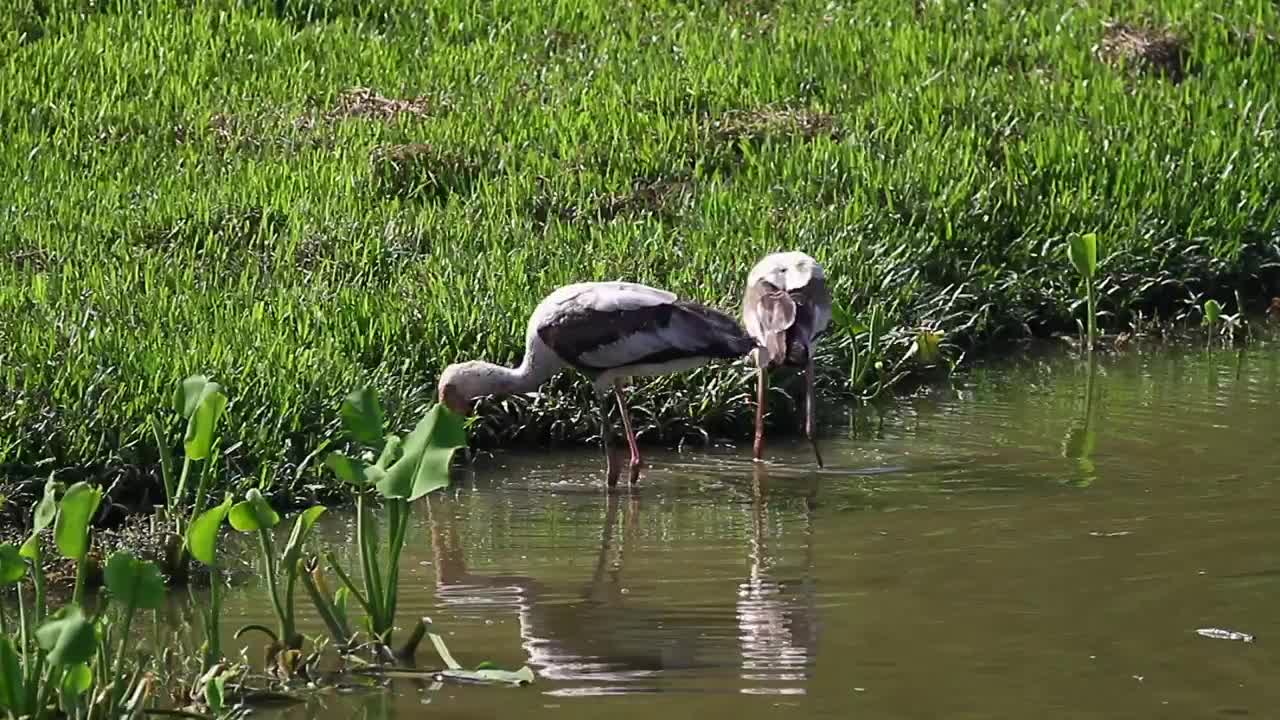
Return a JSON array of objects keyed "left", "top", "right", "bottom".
[{"left": 2, "top": 0, "right": 1278, "bottom": 493}]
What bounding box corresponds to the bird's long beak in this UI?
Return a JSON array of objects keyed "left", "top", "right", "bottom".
[{"left": 439, "top": 386, "right": 471, "bottom": 417}]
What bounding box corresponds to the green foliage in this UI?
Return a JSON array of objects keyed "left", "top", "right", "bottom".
[
  {"left": 340, "top": 388, "right": 386, "bottom": 448},
  {"left": 1067, "top": 232, "right": 1102, "bottom": 354},
  {"left": 0, "top": 544, "right": 26, "bottom": 586},
  {"left": 317, "top": 390, "right": 466, "bottom": 656},
  {"left": 187, "top": 495, "right": 234, "bottom": 567},
  {"left": 176, "top": 376, "right": 229, "bottom": 461},
  {"left": 5, "top": 0, "right": 1279, "bottom": 485},
  {"left": 1203, "top": 299, "right": 1223, "bottom": 326},
  {"left": 35, "top": 607, "right": 96, "bottom": 666},
  {"left": 103, "top": 552, "right": 166, "bottom": 611},
  {"left": 53, "top": 482, "right": 101, "bottom": 561},
  {"left": 229, "top": 489, "right": 281, "bottom": 532},
  {"left": 376, "top": 405, "right": 468, "bottom": 502},
  {"left": 1068, "top": 232, "right": 1099, "bottom": 282}
]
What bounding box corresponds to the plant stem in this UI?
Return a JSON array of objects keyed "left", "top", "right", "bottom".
[
  {"left": 323, "top": 553, "right": 373, "bottom": 616},
  {"left": 257, "top": 529, "right": 290, "bottom": 647},
  {"left": 204, "top": 566, "right": 222, "bottom": 670},
  {"left": 31, "top": 544, "right": 45, "bottom": 623},
  {"left": 383, "top": 499, "right": 410, "bottom": 644},
  {"left": 356, "top": 494, "right": 384, "bottom": 633},
  {"left": 109, "top": 601, "right": 139, "bottom": 716},
  {"left": 1086, "top": 278, "right": 1097, "bottom": 356},
  {"left": 299, "top": 562, "right": 350, "bottom": 648},
  {"left": 174, "top": 457, "right": 193, "bottom": 513},
  {"left": 71, "top": 551, "right": 89, "bottom": 607}
]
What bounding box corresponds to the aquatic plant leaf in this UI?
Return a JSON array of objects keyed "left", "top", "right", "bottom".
[
  {"left": 104, "top": 552, "right": 166, "bottom": 610},
  {"left": 60, "top": 663, "right": 93, "bottom": 697},
  {"left": 324, "top": 452, "right": 382, "bottom": 488},
  {"left": 187, "top": 495, "right": 233, "bottom": 567},
  {"left": 1067, "top": 232, "right": 1098, "bottom": 280},
  {"left": 0, "top": 544, "right": 26, "bottom": 585},
  {"left": 22, "top": 477, "right": 59, "bottom": 560},
  {"left": 425, "top": 622, "right": 461, "bottom": 670},
  {"left": 0, "top": 636, "right": 25, "bottom": 711},
  {"left": 54, "top": 482, "right": 102, "bottom": 561},
  {"left": 203, "top": 673, "right": 225, "bottom": 713},
  {"left": 229, "top": 489, "right": 280, "bottom": 532},
  {"left": 340, "top": 388, "right": 385, "bottom": 447},
  {"left": 281, "top": 506, "right": 327, "bottom": 571},
  {"left": 1203, "top": 299, "right": 1222, "bottom": 326},
  {"left": 916, "top": 329, "right": 943, "bottom": 364},
  {"left": 32, "top": 477, "right": 58, "bottom": 532},
  {"left": 376, "top": 405, "right": 467, "bottom": 501},
  {"left": 183, "top": 382, "right": 228, "bottom": 461},
  {"left": 36, "top": 606, "right": 97, "bottom": 666},
  {"left": 375, "top": 435, "right": 402, "bottom": 470},
  {"left": 437, "top": 666, "right": 537, "bottom": 686}
]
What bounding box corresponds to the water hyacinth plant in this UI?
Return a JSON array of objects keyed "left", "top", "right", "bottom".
[
  {"left": 1067, "top": 232, "right": 1100, "bottom": 355},
  {"left": 322, "top": 388, "right": 467, "bottom": 659},
  {"left": 149, "top": 375, "right": 230, "bottom": 580}
]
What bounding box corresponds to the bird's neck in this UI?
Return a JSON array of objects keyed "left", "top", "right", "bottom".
[{"left": 479, "top": 345, "right": 560, "bottom": 396}]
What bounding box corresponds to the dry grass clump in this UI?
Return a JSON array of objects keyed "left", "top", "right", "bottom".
[
  {"left": 1097, "top": 22, "right": 1190, "bottom": 83},
  {"left": 711, "top": 107, "right": 842, "bottom": 143}
]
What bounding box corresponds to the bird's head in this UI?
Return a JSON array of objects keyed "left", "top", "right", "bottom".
[{"left": 437, "top": 361, "right": 499, "bottom": 416}]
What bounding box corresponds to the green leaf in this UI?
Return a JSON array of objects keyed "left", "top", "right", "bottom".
[
  {"left": 1067, "top": 232, "right": 1099, "bottom": 281},
  {"left": 0, "top": 637, "right": 26, "bottom": 712},
  {"left": 32, "top": 477, "right": 58, "bottom": 533},
  {"left": 174, "top": 375, "right": 210, "bottom": 417},
  {"left": 186, "top": 495, "right": 233, "bottom": 566},
  {"left": 22, "top": 477, "right": 60, "bottom": 560},
  {"left": 36, "top": 606, "right": 97, "bottom": 666},
  {"left": 183, "top": 382, "right": 228, "bottom": 461},
  {"left": 60, "top": 663, "right": 93, "bottom": 697},
  {"left": 376, "top": 405, "right": 468, "bottom": 502},
  {"left": 916, "top": 330, "right": 943, "bottom": 364},
  {"left": 0, "top": 543, "right": 24, "bottom": 584},
  {"left": 324, "top": 452, "right": 374, "bottom": 488},
  {"left": 54, "top": 482, "right": 102, "bottom": 561},
  {"left": 340, "top": 388, "right": 385, "bottom": 447},
  {"left": 203, "top": 674, "right": 225, "bottom": 713},
  {"left": 0, "top": 544, "right": 26, "bottom": 585},
  {"left": 228, "top": 489, "right": 280, "bottom": 532},
  {"left": 1204, "top": 299, "right": 1222, "bottom": 326},
  {"left": 437, "top": 666, "right": 536, "bottom": 686},
  {"left": 280, "top": 506, "right": 327, "bottom": 571},
  {"left": 104, "top": 552, "right": 166, "bottom": 610}
]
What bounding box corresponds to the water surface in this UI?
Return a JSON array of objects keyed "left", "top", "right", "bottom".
[{"left": 214, "top": 345, "right": 1280, "bottom": 718}]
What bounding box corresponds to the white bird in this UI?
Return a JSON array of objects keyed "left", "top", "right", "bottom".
[
  {"left": 438, "top": 281, "right": 757, "bottom": 484},
  {"left": 741, "top": 252, "right": 832, "bottom": 466}
]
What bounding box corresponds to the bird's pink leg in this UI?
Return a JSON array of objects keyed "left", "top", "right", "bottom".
[
  {"left": 599, "top": 392, "right": 620, "bottom": 487},
  {"left": 753, "top": 364, "right": 768, "bottom": 462},
  {"left": 805, "top": 357, "right": 824, "bottom": 468},
  {"left": 612, "top": 380, "right": 642, "bottom": 483}
]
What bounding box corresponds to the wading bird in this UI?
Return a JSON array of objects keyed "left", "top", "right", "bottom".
[
  {"left": 742, "top": 252, "right": 832, "bottom": 466},
  {"left": 437, "top": 281, "right": 757, "bottom": 485}
]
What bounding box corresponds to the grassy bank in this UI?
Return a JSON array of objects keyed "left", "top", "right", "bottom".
[{"left": 2, "top": 0, "right": 1279, "bottom": 494}]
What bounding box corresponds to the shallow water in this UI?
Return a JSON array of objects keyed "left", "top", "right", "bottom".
[{"left": 211, "top": 344, "right": 1280, "bottom": 718}]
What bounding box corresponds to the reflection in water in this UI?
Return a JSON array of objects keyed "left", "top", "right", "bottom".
[
  {"left": 215, "top": 344, "right": 1280, "bottom": 719},
  {"left": 1062, "top": 355, "right": 1100, "bottom": 486},
  {"left": 425, "top": 476, "right": 820, "bottom": 695},
  {"left": 735, "top": 466, "right": 819, "bottom": 695}
]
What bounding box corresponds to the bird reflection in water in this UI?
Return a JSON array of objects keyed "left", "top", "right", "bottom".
[
  {"left": 423, "top": 468, "right": 819, "bottom": 696},
  {"left": 736, "top": 466, "right": 820, "bottom": 696}
]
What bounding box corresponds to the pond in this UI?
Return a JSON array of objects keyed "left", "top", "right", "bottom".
[{"left": 209, "top": 343, "right": 1280, "bottom": 718}]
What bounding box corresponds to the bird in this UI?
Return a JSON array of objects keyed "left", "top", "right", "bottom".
[
  {"left": 437, "top": 281, "right": 758, "bottom": 485},
  {"left": 741, "top": 251, "right": 832, "bottom": 466}
]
